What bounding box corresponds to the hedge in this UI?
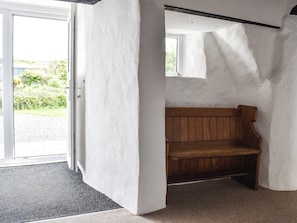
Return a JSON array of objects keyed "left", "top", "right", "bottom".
[{"left": 14, "top": 91, "right": 66, "bottom": 110}]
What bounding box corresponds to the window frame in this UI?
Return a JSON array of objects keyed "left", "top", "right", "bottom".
[
  {"left": 0, "top": 1, "right": 70, "bottom": 21},
  {"left": 165, "top": 34, "right": 183, "bottom": 77}
]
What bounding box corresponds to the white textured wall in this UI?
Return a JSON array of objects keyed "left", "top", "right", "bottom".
[
  {"left": 137, "top": 0, "right": 166, "bottom": 214},
  {"left": 76, "top": 0, "right": 141, "bottom": 214},
  {"left": 76, "top": 0, "right": 166, "bottom": 215},
  {"left": 161, "top": 0, "right": 286, "bottom": 28},
  {"left": 181, "top": 34, "right": 206, "bottom": 78},
  {"left": 269, "top": 15, "right": 297, "bottom": 190}
]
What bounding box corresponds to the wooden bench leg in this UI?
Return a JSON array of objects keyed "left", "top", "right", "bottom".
[{"left": 232, "top": 154, "right": 260, "bottom": 190}]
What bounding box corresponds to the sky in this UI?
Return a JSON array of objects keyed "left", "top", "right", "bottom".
[
  {"left": 0, "top": 0, "right": 69, "bottom": 62},
  {"left": 4, "top": 0, "right": 70, "bottom": 7},
  {"left": 13, "top": 16, "right": 68, "bottom": 61}
]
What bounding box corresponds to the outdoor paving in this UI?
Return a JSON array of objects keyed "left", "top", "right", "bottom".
[
  {"left": 14, "top": 140, "right": 67, "bottom": 157},
  {"left": 0, "top": 114, "right": 67, "bottom": 159}
]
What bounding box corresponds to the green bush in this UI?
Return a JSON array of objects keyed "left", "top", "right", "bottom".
[
  {"left": 19, "top": 70, "right": 43, "bottom": 86},
  {"left": 48, "top": 78, "right": 62, "bottom": 88},
  {"left": 14, "top": 62, "right": 68, "bottom": 110},
  {"left": 56, "top": 60, "right": 67, "bottom": 81},
  {"left": 19, "top": 70, "right": 66, "bottom": 87},
  {"left": 45, "top": 59, "right": 67, "bottom": 82},
  {"left": 14, "top": 86, "right": 66, "bottom": 110}
]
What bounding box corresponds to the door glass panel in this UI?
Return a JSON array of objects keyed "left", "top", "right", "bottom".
[
  {"left": 13, "top": 16, "right": 68, "bottom": 158},
  {"left": 0, "top": 14, "right": 4, "bottom": 159}
]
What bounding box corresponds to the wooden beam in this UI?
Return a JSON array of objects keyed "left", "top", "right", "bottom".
[{"left": 165, "top": 5, "right": 281, "bottom": 29}]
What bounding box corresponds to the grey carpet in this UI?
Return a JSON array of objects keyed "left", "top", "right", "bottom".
[
  {"left": 0, "top": 162, "right": 121, "bottom": 223},
  {"left": 146, "top": 179, "right": 297, "bottom": 222},
  {"left": 29, "top": 178, "right": 297, "bottom": 223}
]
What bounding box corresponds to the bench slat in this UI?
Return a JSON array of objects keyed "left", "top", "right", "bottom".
[
  {"left": 166, "top": 107, "right": 241, "bottom": 117},
  {"left": 169, "top": 146, "right": 260, "bottom": 160}
]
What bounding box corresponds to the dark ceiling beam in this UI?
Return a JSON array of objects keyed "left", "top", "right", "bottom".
[
  {"left": 55, "top": 0, "right": 101, "bottom": 4},
  {"left": 165, "top": 5, "right": 281, "bottom": 29}
]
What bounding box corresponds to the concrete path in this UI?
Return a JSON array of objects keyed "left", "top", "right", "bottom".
[{"left": 0, "top": 114, "right": 67, "bottom": 159}]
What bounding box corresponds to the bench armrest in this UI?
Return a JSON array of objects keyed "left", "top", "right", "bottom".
[{"left": 239, "top": 105, "right": 262, "bottom": 150}]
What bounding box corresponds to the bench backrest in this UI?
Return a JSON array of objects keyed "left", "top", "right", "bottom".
[{"left": 166, "top": 105, "right": 260, "bottom": 147}]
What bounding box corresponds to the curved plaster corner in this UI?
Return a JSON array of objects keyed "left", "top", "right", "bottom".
[
  {"left": 213, "top": 24, "right": 260, "bottom": 82},
  {"left": 268, "top": 15, "right": 297, "bottom": 190}
]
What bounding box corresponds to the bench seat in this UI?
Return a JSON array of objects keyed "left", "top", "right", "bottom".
[
  {"left": 169, "top": 143, "right": 261, "bottom": 160},
  {"left": 165, "top": 105, "right": 262, "bottom": 190}
]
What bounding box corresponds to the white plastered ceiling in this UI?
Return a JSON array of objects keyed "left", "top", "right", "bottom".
[{"left": 165, "top": 10, "right": 238, "bottom": 34}]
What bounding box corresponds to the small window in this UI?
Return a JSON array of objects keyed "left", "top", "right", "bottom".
[
  {"left": 165, "top": 33, "right": 207, "bottom": 79},
  {"left": 165, "top": 37, "right": 179, "bottom": 76}
]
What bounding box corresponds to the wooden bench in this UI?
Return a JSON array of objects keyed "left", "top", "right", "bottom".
[{"left": 165, "top": 105, "right": 262, "bottom": 189}]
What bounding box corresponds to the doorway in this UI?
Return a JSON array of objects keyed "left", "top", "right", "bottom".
[{"left": 0, "top": 1, "right": 73, "bottom": 165}]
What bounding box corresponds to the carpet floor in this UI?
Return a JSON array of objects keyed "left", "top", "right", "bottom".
[
  {"left": 0, "top": 162, "right": 121, "bottom": 223},
  {"left": 32, "top": 178, "right": 297, "bottom": 223}
]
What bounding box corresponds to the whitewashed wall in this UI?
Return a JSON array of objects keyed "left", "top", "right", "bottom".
[
  {"left": 76, "top": 0, "right": 141, "bottom": 214},
  {"left": 137, "top": 0, "right": 166, "bottom": 214},
  {"left": 268, "top": 15, "right": 297, "bottom": 190},
  {"left": 76, "top": 0, "right": 166, "bottom": 215}
]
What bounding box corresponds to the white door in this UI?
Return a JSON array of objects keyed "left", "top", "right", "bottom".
[{"left": 66, "top": 4, "right": 76, "bottom": 170}]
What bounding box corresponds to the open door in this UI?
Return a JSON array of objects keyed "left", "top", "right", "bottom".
[
  {"left": 66, "top": 4, "right": 76, "bottom": 171},
  {"left": 0, "top": 0, "right": 72, "bottom": 166}
]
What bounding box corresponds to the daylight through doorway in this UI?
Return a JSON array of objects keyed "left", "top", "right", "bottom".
[{"left": 13, "top": 16, "right": 69, "bottom": 158}]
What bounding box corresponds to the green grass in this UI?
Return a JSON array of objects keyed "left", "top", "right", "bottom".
[{"left": 15, "top": 108, "right": 67, "bottom": 117}]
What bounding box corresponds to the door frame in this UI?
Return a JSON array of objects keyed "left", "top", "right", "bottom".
[
  {"left": 0, "top": 1, "right": 74, "bottom": 166},
  {"left": 67, "top": 3, "right": 77, "bottom": 171},
  {"left": 2, "top": 9, "right": 14, "bottom": 161}
]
